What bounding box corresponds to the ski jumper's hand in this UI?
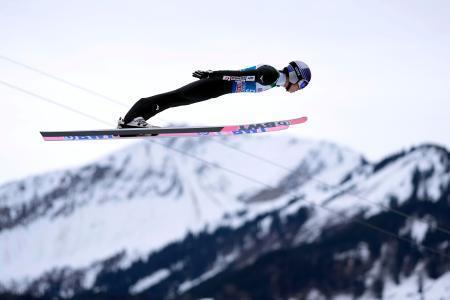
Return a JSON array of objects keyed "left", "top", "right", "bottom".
[{"left": 192, "top": 70, "right": 213, "bottom": 79}]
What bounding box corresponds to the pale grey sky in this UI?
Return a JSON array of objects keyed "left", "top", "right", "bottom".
[{"left": 1, "top": 0, "right": 450, "bottom": 184}]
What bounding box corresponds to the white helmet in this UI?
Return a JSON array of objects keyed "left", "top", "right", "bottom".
[{"left": 283, "top": 60, "right": 311, "bottom": 89}]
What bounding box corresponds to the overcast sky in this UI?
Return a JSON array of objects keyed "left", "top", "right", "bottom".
[{"left": 1, "top": 0, "right": 450, "bottom": 184}]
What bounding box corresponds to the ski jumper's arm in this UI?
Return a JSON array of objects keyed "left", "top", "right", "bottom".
[{"left": 210, "top": 65, "right": 280, "bottom": 93}]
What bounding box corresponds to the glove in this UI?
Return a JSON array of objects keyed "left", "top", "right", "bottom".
[{"left": 192, "top": 70, "right": 213, "bottom": 79}]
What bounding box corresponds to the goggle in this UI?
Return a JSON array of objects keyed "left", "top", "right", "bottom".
[{"left": 298, "top": 78, "right": 309, "bottom": 90}]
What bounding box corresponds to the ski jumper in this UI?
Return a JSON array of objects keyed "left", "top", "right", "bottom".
[{"left": 123, "top": 65, "right": 286, "bottom": 123}]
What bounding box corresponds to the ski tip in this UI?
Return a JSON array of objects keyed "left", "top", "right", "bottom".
[{"left": 292, "top": 116, "right": 308, "bottom": 125}]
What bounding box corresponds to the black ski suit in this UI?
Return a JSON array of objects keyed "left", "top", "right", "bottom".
[{"left": 123, "top": 65, "right": 280, "bottom": 123}]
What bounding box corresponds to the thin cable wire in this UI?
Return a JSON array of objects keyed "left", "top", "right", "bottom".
[
  {"left": 1, "top": 79, "right": 448, "bottom": 261},
  {"left": 2, "top": 54, "right": 450, "bottom": 238},
  {"left": 0, "top": 79, "right": 109, "bottom": 126},
  {"left": 0, "top": 54, "right": 127, "bottom": 107}
]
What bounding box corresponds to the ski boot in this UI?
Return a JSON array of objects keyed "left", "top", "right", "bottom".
[{"left": 117, "top": 117, "right": 160, "bottom": 129}]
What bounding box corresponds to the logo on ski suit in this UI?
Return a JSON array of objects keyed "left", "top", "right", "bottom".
[
  {"left": 233, "top": 81, "right": 257, "bottom": 93},
  {"left": 222, "top": 75, "right": 255, "bottom": 82}
]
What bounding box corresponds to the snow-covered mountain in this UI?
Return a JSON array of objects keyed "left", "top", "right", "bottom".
[{"left": 0, "top": 134, "right": 449, "bottom": 299}]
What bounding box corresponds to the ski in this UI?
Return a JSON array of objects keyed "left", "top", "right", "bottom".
[{"left": 40, "top": 116, "right": 307, "bottom": 141}]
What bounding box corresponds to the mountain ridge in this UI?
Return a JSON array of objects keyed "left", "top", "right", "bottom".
[{"left": 0, "top": 136, "right": 449, "bottom": 299}]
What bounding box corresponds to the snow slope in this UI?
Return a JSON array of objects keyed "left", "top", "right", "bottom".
[
  {"left": 1, "top": 136, "right": 449, "bottom": 299},
  {"left": 0, "top": 134, "right": 363, "bottom": 288}
]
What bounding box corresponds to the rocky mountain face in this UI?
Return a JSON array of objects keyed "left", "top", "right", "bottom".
[{"left": 0, "top": 134, "right": 449, "bottom": 300}]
